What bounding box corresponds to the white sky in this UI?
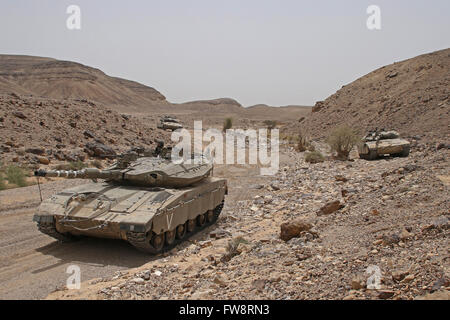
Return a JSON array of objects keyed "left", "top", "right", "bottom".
[{"left": 1, "top": 0, "right": 449, "bottom": 106}]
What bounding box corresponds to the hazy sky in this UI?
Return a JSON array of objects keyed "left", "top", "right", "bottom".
[{"left": 1, "top": 0, "right": 449, "bottom": 106}]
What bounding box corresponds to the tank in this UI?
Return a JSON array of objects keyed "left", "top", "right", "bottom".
[
  {"left": 157, "top": 116, "right": 183, "bottom": 131},
  {"left": 32, "top": 155, "right": 227, "bottom": 254},
  {"left": 358, "top": 130, "right": 410, "bottom": 160}
]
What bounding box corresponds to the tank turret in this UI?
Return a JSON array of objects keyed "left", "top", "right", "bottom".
[{"left": 35, "top": 155, "right": 213, "bottom": 188}]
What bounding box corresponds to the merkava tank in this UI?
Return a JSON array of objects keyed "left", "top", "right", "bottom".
[
  {"left": 33, "top": 153, "right": 227, "bottom": 254},
  {"left": 358, "top": 129, "right": 410, "bottom": 160},
  {"left": 157, "top": 116, "right": 183, "bottom": 131}
]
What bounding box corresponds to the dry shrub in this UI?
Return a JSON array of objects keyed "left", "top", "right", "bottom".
[
  {"left": 305, "top": 151, "right": 325, "bottom": 163},
  {"left": 327, "top": 125, "right": 359, "bottom": 160},
  {"left": 223, "top": 118, "right": 233, "bottom": 131},
  {"left": 296, "top": 131, "right": 312, "bottom": 152},
  {"left": 263, "top": 120, "right": 277, "bottom": 129},
  {"left": 6, "top": 165, "right": 27, "bottom": 187},
  {"left": 0, "top": 174, "right": 5, "bottom": 190}
]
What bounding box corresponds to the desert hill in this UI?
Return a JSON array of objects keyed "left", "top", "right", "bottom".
[
  {"left": 290, "top": 48, "right": 450, "bottom": 141},
  {"left": 0, "top": 55, "right": 168, "bottom": 112},
  {"left": 0, "top": 93, "right": 171, "bottom": 165}
]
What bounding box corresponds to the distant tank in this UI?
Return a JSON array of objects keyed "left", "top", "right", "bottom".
[
  {"left": 358, "top": 129, "right": 410, "bottom": 160},
  {"left": 157, "top": 116, "right": 183, "bottom": 131},
  {"left": 33, "top": 154, "right": 227, "bottom": 254}
]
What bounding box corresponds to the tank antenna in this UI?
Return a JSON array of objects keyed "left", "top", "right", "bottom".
[{"left": 36, "top": 176, "right": 43, "bottom": 202}]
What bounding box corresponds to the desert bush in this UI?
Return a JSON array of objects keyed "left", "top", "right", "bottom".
[
  {"left": 0, "top": 174, "right": 5, "bottom": 190},
  {"left": 223, "top": 117, "right": 233, "bottom": 131},
  {"left": 305, "top": 151, "right": 325, "bottom": 163},
  {"left": 263, "top": 120, "right": 277, "bottom": 129},
  {"left": 6, "top": 165, "right": 27, "bottom": 187},
  {"left": 296, "top": 131, "right": 311, "bottom": 152},
  {"left": 55, "top": 161, "right": 87, "bottom": 171},
  {"left": 221, "top": 236, "right": 249, "bottom": 262},
  {"left": 327, "top": 125, "right": 359, "bottom": 160}
]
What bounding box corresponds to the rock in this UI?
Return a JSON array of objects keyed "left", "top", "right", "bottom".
[
  {"left": 392, "top": 270, "right": 408, "bottom": 282},
  {"left": 436, "top": 142, "right": 450, "bottom": 150},
  {"left": 25, "top": 147, "right": 45, "bottom": 155},
  {"left": 37, "top": 156, "right": 50, "bottom": 165},
  {"left": 335, "top": 175, "right": 348, "bottom": 182},
  {"left": 84, "top": 142, "right": 116, "bottom": 158},
  {"left": 382, "top": 234, "right": 400, "bottom": 246},
  {"left": 213, "top": 275, "right": 227, "bottom": 287},
  {"left": 318, "top": 200, "right": 344, "bottom": 216},
  {"left": 12, "top": 111, "right": 27, "bottom": 119},
  {"left": 378, "top": 290, "right": 395, "bottom": 299},
  {"left": 270, "top": 183, "right": 280, "bottom": 191},
  {"left": 351, "top": 275, "right": 366, "bottom": 290},
  {"left": 252, "top": 279, "right": 266, "bottom": 292},
  {"left": 131, "top": 278, "right": 145, "bottom": 284},
  {"left": 210, "top": 229, "right": 230, "bottom": 239},
  {"left": 83, "top": 130, "right": 96, "bottom": 139},
  {"left": 280, "top": 219, "right": 313, "bottom": 241},
  {"left": 403, "top": 274, "right": 415, "bottom": 283},
  {"left": 400, "top": 228, "right": 413, "bottom": 241}
]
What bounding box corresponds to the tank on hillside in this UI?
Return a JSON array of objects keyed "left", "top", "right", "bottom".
[
  {"left": 32, "top": 154, "right": 227, "bottom": 254},
  {"left": 157, "top": 116, "right": 183, "bottom": 131},
  {"left": 358, "top": 129, "right": 410, "bottom": 160}
]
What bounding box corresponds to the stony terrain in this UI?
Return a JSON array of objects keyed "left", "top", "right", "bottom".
[
  {"left": 0, "top": 93, "right": 171, "bottom": 167},
  {"left": 284, "top": 48, "right": 450, "bottom": 142},
  {"left": 47, "top": 144, "right": 449, "bottom": 300},
  {"left": 0, "top": 49, "right": 448, "bottom": 300}
]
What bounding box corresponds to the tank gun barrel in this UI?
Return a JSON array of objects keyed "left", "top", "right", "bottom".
[{"left": 34, "top": 168, "right": 121, "bottom": 180}]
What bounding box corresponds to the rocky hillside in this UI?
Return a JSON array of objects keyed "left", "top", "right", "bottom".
[
  {"left": 292, "top": 48, "right": 450, "bottom": 141},
  {"left": 47, "top": 146, "right": 449, "bottom": 300},
  {"left": 0, "top": 93, "right": 171, "bottom": 166},
  {"left": 0, "top": 55, "right": 168, "bottom": 112}
]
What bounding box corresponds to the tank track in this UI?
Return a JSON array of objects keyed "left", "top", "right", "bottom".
[
  {"left": 37, "top": 221, "right": 77, "bottom": 243},
  {"left": 127, "top": 200, "right": 224, "bottom": 254}
]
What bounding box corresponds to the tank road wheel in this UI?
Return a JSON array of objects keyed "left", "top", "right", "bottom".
[
  {"left": 197, "top": 213, "right": 206, "bottom": 227},
  {"left": 37, "top": 221, "right": 78, "bottom": 243},
  {"left": 206, "top": 210, "right": 215, "bottom": 223},
  {"left": 165, "top": 229, "right": 176, "bottom": 245},
  {"left": 187, "top": 219, "right": 196, "bottom": 233},
  {"left": 176, "top": 224, "right": 186, "bottom": 239},
  {"left": 360, "top": 150, "right": 377, "bottom": 161},
  {"left": 213, "top": 200, "right": 224, "bottom": 220},
  {"left": 151, "top": 233, "right": 165, "bottom": 252}
]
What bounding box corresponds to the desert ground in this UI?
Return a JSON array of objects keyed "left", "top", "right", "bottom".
[{"left": 0, "top": 49, "right": 448, "bottom": 300}]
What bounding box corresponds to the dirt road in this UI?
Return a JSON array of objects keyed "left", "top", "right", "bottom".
[
  {"left": 0, "top": 160, "right": 274, "bottom": 300},
  {"left": 0, "top": 179, "right": 164, "bottom": 299}
]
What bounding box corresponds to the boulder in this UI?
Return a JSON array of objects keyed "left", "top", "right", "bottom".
[
  {"left": 84, "top": 142, "right": 116, "bottom": 158},
  {"left": 318, "top": 200, "right": 344, "bottom": 216},
  {"left": 280, "top": 219, "right": 313, "bottom": 241}
]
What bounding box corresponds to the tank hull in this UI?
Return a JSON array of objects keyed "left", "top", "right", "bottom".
[
  {"left": 33, "top": 177, "right": 227, "bottom": 252},
  {"left": 358, "top": 138, "right": 410, "bottom": 160}
]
